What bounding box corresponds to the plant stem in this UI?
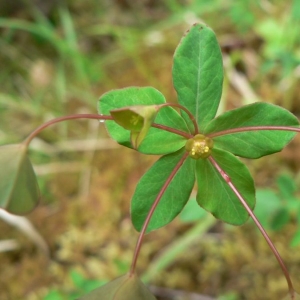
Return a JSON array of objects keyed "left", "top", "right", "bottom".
[
  {"left": 129, "top": 152, "right": 189, "bottom": 276},
  {"left": 208, "top": 125, "right": 300, "bottom": 138},
  {"left": 23, "top": 114, "right": 114, "bottom": 147},
  {"left": 23, "top": 112, "right": 192, "bottom": 149},
  {"left": 158, "top": 103, "right": 199, "bottom": 135},
  {"left": 209, "top": 156, "right": 296, "bottom": 299},
  {"left": 152, "top": 123, "right": 192, "bottom": 139}
]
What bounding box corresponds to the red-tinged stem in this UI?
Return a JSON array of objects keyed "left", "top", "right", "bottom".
[
  {"left": 158, "top": 103, "right": 199, "bottom": 135},
  {"left": 129, "top": 152, "right": 189, "bottom": 276},
  {"left": 152, "top": 123, "right": 193, "bottom": 139},
  {"left": 208, "top": 125, "right": 300, "bottom": 138},
  {"left": 23, "top": 114, "right": 114, "bottom": 147},
  {"left": 23, "top": 112, "right": 192, "bottom": 149},
  {"left": 208, "top": 155, "right": 296, "bottom": 299}
]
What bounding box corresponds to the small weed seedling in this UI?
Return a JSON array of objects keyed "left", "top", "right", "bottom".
[{"left": 1, "top": 24, "right": 300, "bottom": 299}]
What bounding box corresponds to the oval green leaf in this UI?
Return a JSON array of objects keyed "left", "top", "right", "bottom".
[
  {"left": 173, "top": 24, "right": 224, "bottom": 131},
  {"left": 0, "top": 144, "right": 39, "bottom": 214},
  {"left": 98, "top": 87, "right": 189, "bottom": 155},
  {"left": 78, "top": 274, "right": 156, "bottom": 300},
  {"left": 205, "top": 102, "right": 299, "bottom": 158},
  {"left": 196, "top": 148, "right": 255, "bottom": 225},
  {"left": 131, "top": 149, "right": 195, "bottom": 232}
]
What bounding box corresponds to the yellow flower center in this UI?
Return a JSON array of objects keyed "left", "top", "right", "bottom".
[{"left": 185, "top": 134, "right": 213, "bottom": 159}]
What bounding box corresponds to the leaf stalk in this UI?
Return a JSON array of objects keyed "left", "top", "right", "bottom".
[
  {"left": 158, "top": 103, "right": 199, "bottom": 135},
  {"left": 129, "top": 152, "right": 189, "bottom": 275},
  {"left": 209, "top": 155, "right": 296, "bottom": 299},
  {"left": 23, "top": 114, "right": 113, "bottom": 147},
  {"left": 208, "top": 125, "right": 300, "bottom": 138}
]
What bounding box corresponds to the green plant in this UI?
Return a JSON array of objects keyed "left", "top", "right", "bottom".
[
  {"left": 1, "top": 23, "right": 300, "bottom": 299},
  {"left": 43, "top": 270, "right": 105, "bottom": 300},
  {"left": 254, "top": 173, "right": 300, "bottom": 247}
]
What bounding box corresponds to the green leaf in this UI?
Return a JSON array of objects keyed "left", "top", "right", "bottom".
[
  {"left": 205, "top": 102, "right": 299, "bottom": 158},
  {"left": 0, "top": 144, "right": 39, "bottom": 214},
  {"left": 254, "top": 189, "right": 281, "bottom": 229},
  {"left": 196, "top": 148, "right": 255, "bottom": 225},
  {"left": 110, "top": 105, "right": 159, "bottom": 149},
  {"left": 131, "top": 149, "right": 195, "bottom": 232},
  {"left": 173, "top": 24, "right": 223, "bottom": 131},
  {"left": 78, "top": 274, "right": 156, "bottom": 300},
  {"left": 43, "top": 290, "right": 64, "bottom": 300},
  {"left": 290, "top": 229, "right": 300, "bottom": 247},
  {"left": 277, "top": 174, "right": 297, "bottom": 199},
  {"left": 179, "top": 196, "right": 207, "bottom": 223},
  {"left": 270, "top": 207, "right": 290, "bottom": 231},
  {"left": 98, "top": 87, "right": 189, "bottom": 155}
]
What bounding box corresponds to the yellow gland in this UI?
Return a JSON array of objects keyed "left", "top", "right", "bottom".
[{"left": 185, "top": 134, "right": 214, "bottom": 159}]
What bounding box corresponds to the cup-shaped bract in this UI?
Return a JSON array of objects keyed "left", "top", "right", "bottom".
[
  {"left": 111, "top": 105, "right": 159, "bottom": 149},
  {"left": 0, "top": 144, "right": 39, "bottom": 214}
]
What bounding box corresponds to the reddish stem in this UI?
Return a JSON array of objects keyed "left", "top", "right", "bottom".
[
  {"left": 152, "top": 123, "right": 192, "bottom": 139},
  {"left": 129, "top": 152, "right": 189, "bottom": 275},
  {"left": 208, "top": 125, "right": 300, "bottom": 138},
  {"left": 208, "top": 155, "right": 296, "bottom": 299},
  {"left": 158, "top": 103, "right": 199, "bottom": 135},
  {"left": 23, "top": 114, "right": 114, "bottom": 147},
  {"left": 23, "top": 113, "right": 192, "bottom": 148}
]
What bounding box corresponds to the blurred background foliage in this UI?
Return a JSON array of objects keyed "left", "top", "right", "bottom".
[{"left": 0, "top": 0, "right": 300, "bottom": 299}]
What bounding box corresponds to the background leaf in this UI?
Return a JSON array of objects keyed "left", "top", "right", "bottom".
[
  {"left": 270, "top": 207, "right": 290, "bottom": 231},
  {"left": 78, "top": 274, "right": 156, "bottom": 300},
  {"left": 196, "top": 148, "right": 255, "bottom": 225},
  {"left": 205, "top": 102, "right": 299, "bottom": 158},
  {"left": 172, "top": 24, "right": 223, "bottom": 131},
  {"left": 277, "top": 174, "right": 297, "bottom": 199},
  {"left": 131, "top": 149, "right": 195, "bottom": 232},
  {"left": 0, "top": 144, "right": 39, "bottom": 214},
  {"left": 254, "top": 189, "right": 281, "bottom": 229},
  {"left": 290, "top": 229, "right": 300, "bottom": 247},
  {"left": 98, "top": 87, "right": 189, "bottom": 154},
  {"left": 179, "top": 196, "right": 207, "bottom": 223}
]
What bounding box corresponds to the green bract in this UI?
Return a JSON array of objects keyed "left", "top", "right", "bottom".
[
  {"left": 0, "top": 144, "right": 39, "bottom": 214},
  {"left": 99, "top": 23, "right": 299, "bottom": 232},
  {"left": 110, "top": 105, "right": 159, "bottom": 149},
  {"left": 99, "top": 87, "right": 189, "bottom": 155}
]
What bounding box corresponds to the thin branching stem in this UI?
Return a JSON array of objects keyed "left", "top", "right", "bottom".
[
  {"left": 23, "top": 113, "right": 192, "bottom": 148},
  {"left": 158, "top": 103, "right": 199, "bottom": 135},
  {"left": 208, "top": 155, "right": 296, "bottom": 299},
  {"left": 129, "top": 152, "right": 189, "bottom": 276},
  {"left": 208, "top": 125, "right": 300, "bottom": 138},
  {"left": 23, "top": 114, "right": 114, "bottom": 147}
]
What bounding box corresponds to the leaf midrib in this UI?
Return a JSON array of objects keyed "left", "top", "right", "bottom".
[{"left": 195, "top": 35, "right": 202, "bottom": 125}]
